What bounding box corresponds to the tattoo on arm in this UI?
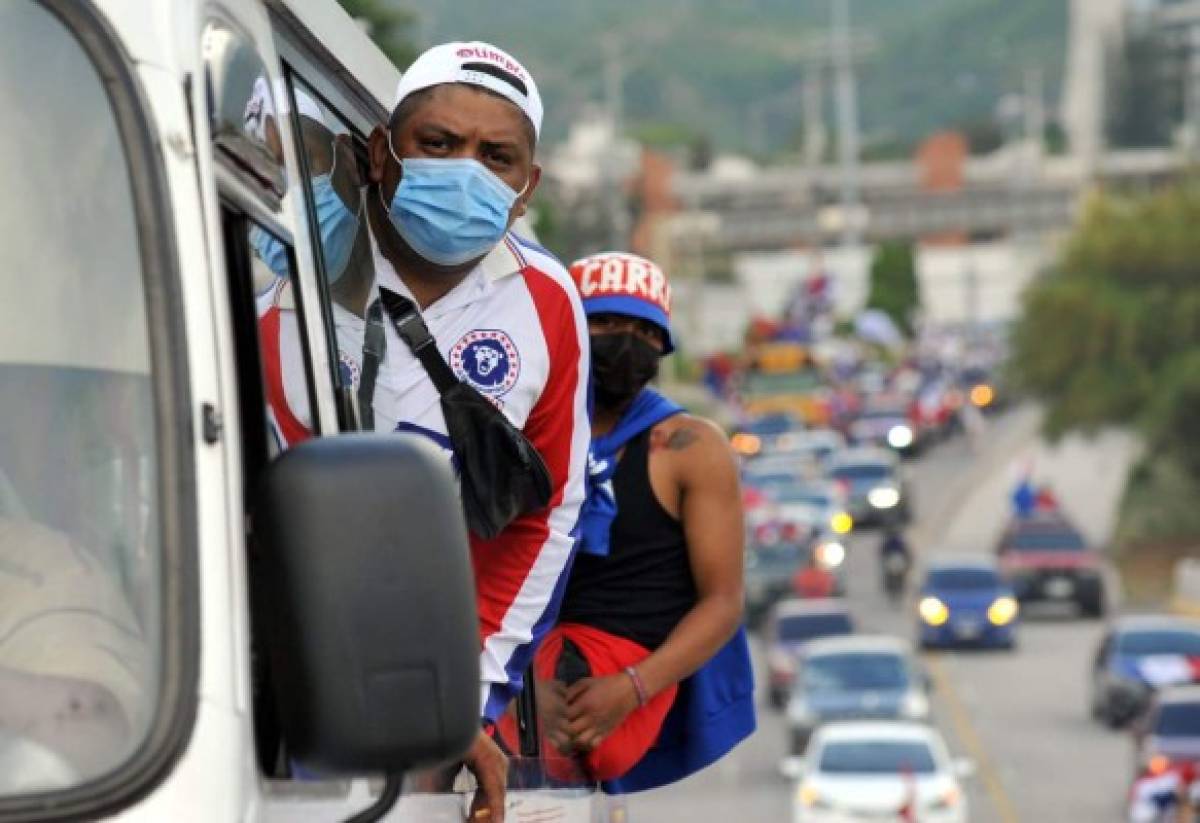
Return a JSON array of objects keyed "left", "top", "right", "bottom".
[{"left": 664, "top": 427, "right": 699, "bottom": 451}]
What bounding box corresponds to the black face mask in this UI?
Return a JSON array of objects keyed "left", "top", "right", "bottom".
[{"left": 590, "top": 333, "right": 661, "bottom": 410}]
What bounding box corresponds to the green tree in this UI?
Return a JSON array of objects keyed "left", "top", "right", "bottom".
[
  {"left": 338, "top": 0, "right": 418, "bottom": 70},
  {"left": 1012, "top": 185, "right": 1200, "bottom": 474},
  {"left": 866, "top": 241, "right": 920, "bottom": 335}
]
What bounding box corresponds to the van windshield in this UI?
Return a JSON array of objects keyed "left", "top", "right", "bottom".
[{"left": 0, "top": 3, "right": 159, "bottom": 795}]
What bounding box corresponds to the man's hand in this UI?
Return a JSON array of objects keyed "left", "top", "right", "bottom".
[
  {"left": 565, "top": 673, "right": 641, "bottom": 753},
  {"left": 464, "top": 729, "right": 508, "bottom": 822},
  {"left": 536, "top": 678, "right": 573, "bottom": 755}
]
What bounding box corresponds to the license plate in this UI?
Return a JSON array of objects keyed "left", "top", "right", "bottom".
[
  {"left": 955, "top": 620, "right": 981, "bottom": 639},
  {"left": 1045, "top": 577, "right": 1075, "bottom": 598}
]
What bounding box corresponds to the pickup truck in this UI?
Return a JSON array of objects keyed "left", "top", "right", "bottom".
[{"left": 995, "top": 512, "right": 1106, "bottom": 617}]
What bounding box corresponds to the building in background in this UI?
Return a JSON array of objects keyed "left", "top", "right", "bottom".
[
  {"left": 1062, "top": 0, "right": 1126, "bottom": 171},
  {"left": 1149, "top": 0, "right": 1200, "bottom": 150}
]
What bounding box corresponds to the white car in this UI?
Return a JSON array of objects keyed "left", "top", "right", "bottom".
[{"left": 792, "top": 722, "right": 971, "bottom": 823}]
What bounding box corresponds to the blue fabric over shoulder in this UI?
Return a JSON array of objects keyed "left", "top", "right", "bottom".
[
  {"left": 576, "top": 386, "right": 758, "bottom": 791},
  {"left": 602, "top": 627, "right": 757, "bottom": 794},
  {"left": 577, "top": 388, "right": 683, "bottom": 556}
]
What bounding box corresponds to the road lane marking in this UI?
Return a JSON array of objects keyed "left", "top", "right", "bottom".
[{"left": 925, "top": 654, "right": 1022, "bottom": 823}]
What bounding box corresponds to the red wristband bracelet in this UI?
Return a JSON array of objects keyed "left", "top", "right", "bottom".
[{"left": 624, "top": 665, "right": 648, "bottom": 707}]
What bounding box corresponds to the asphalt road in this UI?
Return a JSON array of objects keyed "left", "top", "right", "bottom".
[{"left": 627, "top": 407, "right": 1142, "bottom": 822}]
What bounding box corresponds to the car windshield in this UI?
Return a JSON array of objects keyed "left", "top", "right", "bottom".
[
  {"left": 1120, "top": 631, "right": 1200, "bottom": 657},
  {"left": 831, "top": 464, "right": 892, "bottom": 481},
  {"left": 746, "top": 543, "right": 804, "bottom": 568},
  {"left": 744, "top": 371, "right": 823, "bottom": 395},
  {"left": 861, "top": 409, "right": 907, "bottom": 421},
  {"left": 779, "top": 435, "right": 837, "bottom": 453},
  {"left": 740, "top": 416, "right": 799, "bottom": 436},
  {"left": 744, "top": 472, "right": 798, "bottom": 489},
  {"left": 778, "top": 614, "right": 853, "bottom": 643},
  {"left": 927, "top": 568, "right": 999, "bottom": 589},
  {"left": 1156, "top": 703, "right": 1200, "bottom": 737},
  {"left": 772, "top": 487, "right": 831, "bottom": 506},
  {"left": 804, "top": 652, "right": 909, "bottom": 692},
  {"left": 1008, "top": 530, "right": 1086, "bottom": 551},
  {"left": 818, "top": 740, "right": 937, "bottom": 774}
]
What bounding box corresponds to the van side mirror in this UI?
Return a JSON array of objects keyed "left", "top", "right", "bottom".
[{"left": 253, "top": 434, "right": 478, "bottom": 774}]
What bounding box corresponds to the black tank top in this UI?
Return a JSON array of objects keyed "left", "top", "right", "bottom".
[{"left": 559, "top": 429, "right": 697, "bottom": 650}]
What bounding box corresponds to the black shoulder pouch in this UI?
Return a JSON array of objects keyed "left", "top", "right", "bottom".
[{"left": 373, "top": 287, "right": 553, "bottom": 539}]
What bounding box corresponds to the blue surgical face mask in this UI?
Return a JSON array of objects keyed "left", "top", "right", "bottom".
[
  {"left": 381, "top": 134, "right": 527, "bottom": 267},
  {"left": 251, "top": 224, "right": 290, "bottom": 280},
  {"left": 251, "top": 143, "right": 362, "bottom": 286},
  {"left": 311, "top": 145, "right": 362, "bottom": 285}
]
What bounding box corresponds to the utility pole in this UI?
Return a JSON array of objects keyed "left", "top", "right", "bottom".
[
  {"left": 603, "top": 36, "right": 630, "bottom": 250},
  {"left": 802, "top": 62, "right": 826, "bottom": 173},
  {"left": 832, "top": 0, "right": 862, "bottom": 252},
  {"left": 963, "top": 259, "right": 980, "bottom": 333},
  {"left": 1024, "top": 67, "right": 1046, "bottom": 154}
]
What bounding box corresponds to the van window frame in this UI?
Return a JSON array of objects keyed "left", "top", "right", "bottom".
[
  {"left": 267, "top": 6, "right": 388, "bottom": 134},
  {"left": 279, "top": 69, "right": 377, "bottom": 431},
  {"left": 268, "top": 12, "right": 388, "bottom": 435},
  {"left": 0, "top": 2, "right": 199, "bottom": 820}
]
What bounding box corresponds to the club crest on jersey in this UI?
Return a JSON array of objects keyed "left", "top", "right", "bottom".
[
  {"left": 337, "top": 350, "right": 361, "bottom": 391},
  {"left": 450, "top": 329, "right": 520, "bottom": 396}
]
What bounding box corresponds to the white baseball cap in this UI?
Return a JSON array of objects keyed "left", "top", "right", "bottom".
[
  {"left": 243, "top": 76, "right": 328, "bottom": 141},
  {"left": 394, "top": 41, "right": 543, "bottom": 138}
]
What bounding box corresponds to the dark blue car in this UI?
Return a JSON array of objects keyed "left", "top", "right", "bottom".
[
  {"left": 917, "top": 559, "right": 1018, "bottom": 650},
  {"left": 1090, "top": 616, "right": 1200, "bottom": 728}
]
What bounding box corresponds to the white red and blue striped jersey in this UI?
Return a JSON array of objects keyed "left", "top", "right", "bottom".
[{"left": 257, "top": 232, "right": 590, "bottom": 721}]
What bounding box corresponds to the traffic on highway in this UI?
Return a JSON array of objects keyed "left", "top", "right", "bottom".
[{"left": 629, "top": 327, "right": 1198, "bottom": 822}]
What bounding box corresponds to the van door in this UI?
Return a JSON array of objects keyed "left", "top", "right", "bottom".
[{"left": 196, "top": 0, "right": 372, "bottom": 799}]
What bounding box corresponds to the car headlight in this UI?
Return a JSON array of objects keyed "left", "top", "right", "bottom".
[
  {"left": 815, "top": 541, "right": 846, "bottom": 569},
  {"left": 927, "top": 786, "right": 961, "bottom": 811},
  {"left": 970, "top": 383, "right": 995, "bottom": 407},
  {"left": 797, "top": 781, "right": 833, "bottom": 809},
  {"left": 902, "top": 691, "right": 930, "bottom": 719},
  {"left": 887, "top": 425, "right": 914, "bottom": 449},
  {"left": 987, "top": 596, "right": 1019, "bottom": 626},
  {"left": 829, "top": 511, "right": 854, "bottom": 534},
  {"left": 867, "top": 486, "right": 901, "bottom": 509},
  {"left": 731, "top": 432, "right": 762, "bottom": 456},
  {"left": 919, "top": 596, "right": 950, "bottom": 626}
]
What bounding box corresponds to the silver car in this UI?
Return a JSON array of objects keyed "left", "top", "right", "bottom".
[{"left": 787, "top": 635, "right": 931, "bottom": 754}]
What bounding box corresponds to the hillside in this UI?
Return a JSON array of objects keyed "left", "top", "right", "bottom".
[{"left": 410, "top": 0, "right": 1068, "bottom": 156}]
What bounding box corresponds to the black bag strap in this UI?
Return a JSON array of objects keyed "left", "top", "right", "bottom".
[
  {"left": 357, "top": 299, "right": 386, "bottom": 431},
  {"left": 377, "top": 287, "right": 460, "bottom": 394}
]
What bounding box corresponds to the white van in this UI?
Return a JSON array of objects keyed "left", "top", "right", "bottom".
[{"left": 0, "top": 1, "right": 603, "bottom": 820}]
